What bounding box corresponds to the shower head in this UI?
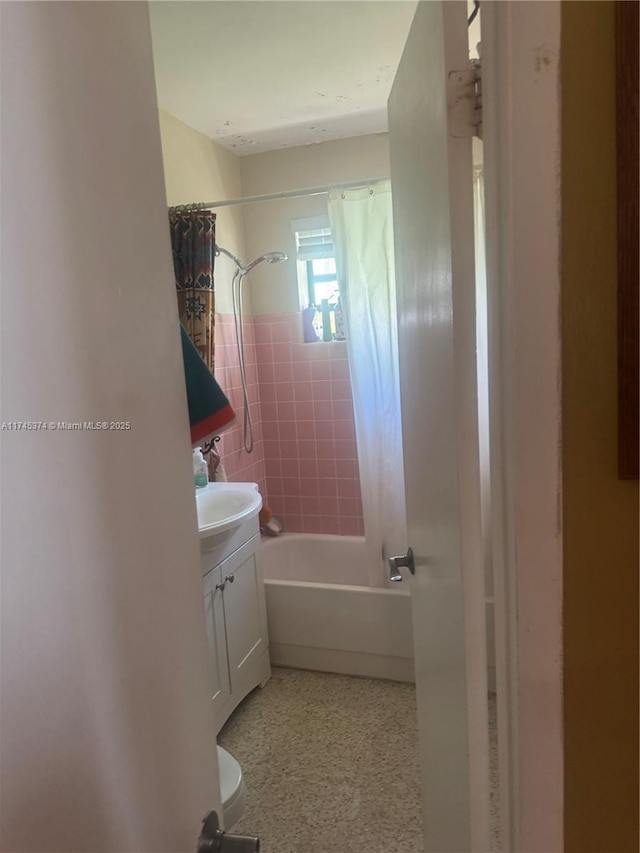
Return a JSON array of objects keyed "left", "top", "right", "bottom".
[
  {"left": 243, "top": 252, "right": 288, "bottom": 274},
  {"left": 215, "top": 244, "right": 287, "bottom": 275}
]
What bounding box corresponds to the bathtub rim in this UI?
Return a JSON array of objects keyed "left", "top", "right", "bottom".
[{"left": 263, "top": 577, "right": 410, "bottom": 596}]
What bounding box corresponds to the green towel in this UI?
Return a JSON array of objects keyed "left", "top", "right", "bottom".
[{"left": 180, "top": 325, "right": 235, "bottom": 446}]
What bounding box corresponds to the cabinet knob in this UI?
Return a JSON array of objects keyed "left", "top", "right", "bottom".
[{"left": 215, "top": 575, "right": 234, "bottom": 593}]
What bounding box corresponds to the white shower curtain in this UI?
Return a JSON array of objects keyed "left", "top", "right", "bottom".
[{"left": 328, "top": 181, "right": 406, "bottom": 586}]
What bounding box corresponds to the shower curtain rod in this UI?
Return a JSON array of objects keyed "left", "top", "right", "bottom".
[{"left": 168, "top": 176, "right": 390, "bottom": 213}]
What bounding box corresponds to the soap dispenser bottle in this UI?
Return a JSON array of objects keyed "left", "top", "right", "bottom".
[{"left": 193, "top": 448, "right": 208, "bottom": 489}]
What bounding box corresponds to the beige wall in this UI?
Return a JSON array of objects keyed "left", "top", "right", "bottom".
[
  {"left": 158, "top": 109, "right": 246, "bottom": 313},
  {"left": 562, "top": 3, "right": 639, "bottom": 851},
  {"left": 239, "top": 134, "right": 390, "bottom": 314}
]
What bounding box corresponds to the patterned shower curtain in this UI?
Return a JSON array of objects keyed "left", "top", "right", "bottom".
[{"left": 169, "top": 210, "right": 217, "bottom": 372}]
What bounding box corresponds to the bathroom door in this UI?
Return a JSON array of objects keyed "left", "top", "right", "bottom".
[{"left": 388, "top": 2, "right": 490, "bottom": 851}]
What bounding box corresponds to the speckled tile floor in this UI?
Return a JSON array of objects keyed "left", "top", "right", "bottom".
[{"left": 218, "top": 667, "right": 500, "bottom": 853}]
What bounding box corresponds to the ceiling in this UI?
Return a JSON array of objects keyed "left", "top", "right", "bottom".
[{"left": 149, "top": 1, "right": 418, "bottom": 156}]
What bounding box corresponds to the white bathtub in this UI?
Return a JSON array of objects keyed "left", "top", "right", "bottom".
[
  {"left": 259, "top": 533, "right": 415, "bottom": 682},
  {"left": 259, "top": 532, "right": 497, "bottom": 688}
]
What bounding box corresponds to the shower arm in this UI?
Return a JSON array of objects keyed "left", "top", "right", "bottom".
[{"left": 215, "top": 245, "right": 245, "bottom": 272}]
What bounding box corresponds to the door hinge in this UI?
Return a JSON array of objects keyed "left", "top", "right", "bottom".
[{"left": 448, "top": 58, "right": 482, "bottom": 139}]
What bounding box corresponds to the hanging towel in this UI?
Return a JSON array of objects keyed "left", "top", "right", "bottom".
[{"left": 179, "top": 325, "right": 236, "bottom": 446}]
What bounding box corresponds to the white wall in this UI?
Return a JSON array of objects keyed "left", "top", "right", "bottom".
[
  {"left": 0, "top": 4, "right": 221, "bottom": 850},
  {"left": 159, "top": 109, "right": 247, "bottom": 314},
  {"left": 239, "top": 134, "right": 391, "bottom": 314}
]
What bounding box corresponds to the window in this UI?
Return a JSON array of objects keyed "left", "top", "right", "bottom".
[
  {"left": 306, "top": 256, "right": 338, "bottom": 307},
  {"left": 293, "top": 216, "right": 345, "bottom": 342}
]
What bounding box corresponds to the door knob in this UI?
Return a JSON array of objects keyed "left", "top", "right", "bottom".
[
  {"left": 197, "top": 809, "right": 260, "bottom": 853},
  {"left": 388, "top": 547, "right": 415, "bottom": 582}
]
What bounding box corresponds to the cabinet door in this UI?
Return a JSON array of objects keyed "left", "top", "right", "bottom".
[
  {"left": 220, "top": 535, "right": 268, "bottom": 697},
  {"left": 203, "top": 567, "right": 231, "bottom": 723}
]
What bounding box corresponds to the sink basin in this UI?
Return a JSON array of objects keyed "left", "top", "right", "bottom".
[{"left": 195, "top": 482, "right": 262, "bottom": 538}]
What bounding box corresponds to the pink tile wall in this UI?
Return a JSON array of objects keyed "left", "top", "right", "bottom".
[
  {"left": 254, "top": 313, "right": 364, "bottom": 536},
  {"left": 213, "top": 312, "right": 364, "bottom": 536}
]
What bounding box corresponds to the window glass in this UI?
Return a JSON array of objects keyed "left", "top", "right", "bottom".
[{"left": 293, "top": 218, "right": 345, "bottom": 342}]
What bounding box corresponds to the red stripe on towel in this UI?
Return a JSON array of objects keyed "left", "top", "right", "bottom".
[{"left": 190, "top": 404, "right": 236, "bottom": 445}]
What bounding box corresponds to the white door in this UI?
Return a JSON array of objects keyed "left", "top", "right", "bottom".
[
  {"left": 388, "top": 3, "right": 490, "bottom": 851},
  {"left": 1, "top": 4, "right": 225, "bottom": 850}
]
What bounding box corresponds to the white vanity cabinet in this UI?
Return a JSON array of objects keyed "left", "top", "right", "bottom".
[{"left": 201, "top": 517, "right": 270, "bottom": 733}]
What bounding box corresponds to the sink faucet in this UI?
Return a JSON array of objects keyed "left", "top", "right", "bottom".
[{"left": 203, "top": 436, "right": 226, "bottom": 482}]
